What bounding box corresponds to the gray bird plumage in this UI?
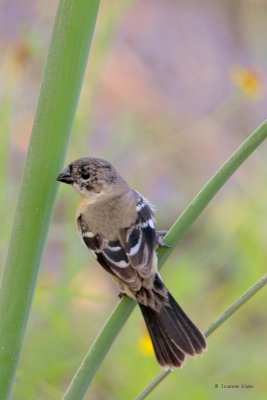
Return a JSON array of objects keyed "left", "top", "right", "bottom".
[{"left": 57, "top": 157, "right": 207, "bottom": 368}]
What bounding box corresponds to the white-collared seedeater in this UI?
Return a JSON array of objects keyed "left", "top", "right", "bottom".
[{"left": 57, "top": 157, "right": 206, "bottom": 368}]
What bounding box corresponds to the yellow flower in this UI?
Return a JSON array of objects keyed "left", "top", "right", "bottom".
[
  {"left": 230, "top": 65, "right": 262, "bottom": 99},
  {"left": 138, "top": 331, "right": 154, "bottom": 357}
]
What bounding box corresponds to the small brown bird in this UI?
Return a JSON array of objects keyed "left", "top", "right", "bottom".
[{"left": 57, "top": 157, "right": 206, "bottom": 368}]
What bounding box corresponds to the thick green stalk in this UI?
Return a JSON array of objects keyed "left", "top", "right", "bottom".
[
  {"left": 135, "top": 274, "right": 267, "bottom": 400},
  {"left": 0, "top": 1, "right": 100, "bottom": 398},
  {"left": 63, "top": 121, "right": 267, "bottom": 399}
]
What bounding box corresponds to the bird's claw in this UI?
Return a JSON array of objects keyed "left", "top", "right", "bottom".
[{"left": 156, "top": 230, "right": 171, "bottom": 248}]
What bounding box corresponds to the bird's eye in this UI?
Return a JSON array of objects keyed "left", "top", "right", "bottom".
[{"left": 81, "top": 171, "right": 90, "bottom": 180}]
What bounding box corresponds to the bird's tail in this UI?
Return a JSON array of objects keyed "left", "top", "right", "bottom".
[{"left": 139, "top": 287, "right": 207, "bottom": 369}]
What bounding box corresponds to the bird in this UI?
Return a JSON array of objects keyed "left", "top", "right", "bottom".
[{"left": 57, "top": 157, "right": 207, "bottom": 369}]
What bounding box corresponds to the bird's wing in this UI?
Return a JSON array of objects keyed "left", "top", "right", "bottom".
[
  {"left": 120, "top": 192, "right": 157, "bottom": 278},
  {"left": 77, "top": 215, "right": 141, "bottom": 291},
  {"left": 77, "top": 193, "right": 156, "bottom": 291}
]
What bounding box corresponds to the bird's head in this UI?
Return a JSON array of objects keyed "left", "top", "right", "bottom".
[{"left": 57, "top": 157, "right": 127, "bottom": 201}]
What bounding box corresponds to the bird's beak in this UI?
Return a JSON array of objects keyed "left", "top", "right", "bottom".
[{"left": 57, "top": 167, "right": 74, "bottom": 185}]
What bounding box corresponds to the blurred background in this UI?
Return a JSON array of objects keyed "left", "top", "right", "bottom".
[{"left": 1, "top": 0, "right": 267, "bottom": 399}]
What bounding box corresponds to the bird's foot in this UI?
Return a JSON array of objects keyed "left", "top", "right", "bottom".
[{"left": 156, "top": 230, "right": 171, "bottom": 248}]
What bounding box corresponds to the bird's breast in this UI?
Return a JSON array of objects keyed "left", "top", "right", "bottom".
[{"left": 76, "top": 194, "right": 136, "bottom": 240}]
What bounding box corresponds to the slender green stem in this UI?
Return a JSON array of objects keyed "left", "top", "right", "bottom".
[
  {"left": 63, "top": 297, "right": 136, "bottom": 400},
  {"left": 135, "top": 274, "right": 267, "bottom": 400},
  {"left": 204, "top": 274, "right": 267, "bottom": 337},
  {"left": 157, "top": 120, "right": 267, "bottom": 265},
  {"left": 0, "top": 1, "right": 100, "bottom": 398},
  {"left": 62, "top": 121, "right": 267, "bottom": 399}
]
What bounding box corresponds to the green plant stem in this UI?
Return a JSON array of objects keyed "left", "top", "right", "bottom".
[
  {"left": 0, "top": 1, "right": 100, "bottom": 398},
  {"left": 204, "top": 274, "right": 267, "bottom": 337},
  {"left": 157, "top": 121, "right": 267, "bottom": 265},
  {"left": 63, "top": 297, "right": 136, "bottom": 400},
  {"left": 62, "top": 120, "right": 267, "bottom": 400},
  {"left": 135, "top": 274, "right": 267, "bottom": 400}
]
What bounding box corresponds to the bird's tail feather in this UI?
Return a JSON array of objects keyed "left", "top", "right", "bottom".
[{"left": 139, "top": 290, "right": 206, "bottom": 369}]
